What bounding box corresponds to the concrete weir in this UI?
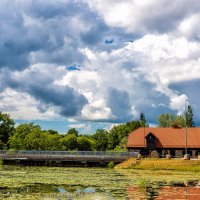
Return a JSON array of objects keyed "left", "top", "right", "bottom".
[{"left": 0, "top": 150, "right": 137, "bottom": 167}]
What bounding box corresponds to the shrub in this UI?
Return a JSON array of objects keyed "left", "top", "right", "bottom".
[
  {"left": 107, "top": 161, "right": 115, "bottom": 168},
  {"left": 137, "top": 153, "right": 143, "bottom": 159},
  {"left": 0, "top": 158, "right": 3, "bottom": 166}
]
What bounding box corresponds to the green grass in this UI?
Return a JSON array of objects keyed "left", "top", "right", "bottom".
[{"left": 115, "top": 158, "right": 200, "bottom": 171}]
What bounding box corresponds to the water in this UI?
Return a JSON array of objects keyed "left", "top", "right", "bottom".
[{"left": 0, "top": 166, "right": 200, "bottom": 199}]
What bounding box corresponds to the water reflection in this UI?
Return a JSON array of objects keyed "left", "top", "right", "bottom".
[
  {"left": 128, "top": 185, "right": 200, "bottom": 200},
  {"left": 1, "top": 182, "right": 200, "bottom": 199},
  {"left": 156, "top": 187, "right": 200, "bottom": 200},
  {"left": 0, "top": 184, "right": 114, "bottom": 199}
]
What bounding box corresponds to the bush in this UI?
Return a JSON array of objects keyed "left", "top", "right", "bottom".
[
  {"left": 107, "top": 161, "right": 115, "bottom": 168},
  {"left": 0, "top": 158, "right": 3, "bottom": 166},
  {"left": 137, "top": 154, "right": 143, "bottom": 159}
]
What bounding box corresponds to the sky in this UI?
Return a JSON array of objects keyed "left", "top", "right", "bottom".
[{"left": 0, "top": 0, "right": 200, "bottom": 134}]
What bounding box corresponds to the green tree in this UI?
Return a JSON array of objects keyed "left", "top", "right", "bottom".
[
  {"left": 158, "top": 113, "right": 187, "bottom": 128},
  {"left": 114, "top": 137, "right": 127, "bottom": 152},
  {"left": 173, "top": 115, "right": 185, "bottom": 128},
  {"left": 41, "top": 132, "right": 62, "bottom": 150},
  {"left": 67, "top": 128, "right": 79, "bottom": 136},
  {"left": 9, "top": 123, "right": 40, "bottom": 150},
  {"left": 44, "top": 129, "right": 59, "bottom": 135},
  {"left": 107, "top": 120, "right": 141, "bottom": 150},
  {"left": 61, "top": 134, "right": 77, "bottom": 150},
  {"left": 77, "top": 136, "right": 96, "bottom": 151},
  {"left": 126, "top": 120, "right": 141, "bottom": 131},
  {"left": 0, "top": 112, "right": 15, "bottom": 149},
  {"left": 158, "top": 114, "right": 176, "bottom": 127},
  {"left": 186, "top": 105, "right": 195, "bottom": 127},
  {"left": 24, "top": 128, "right": 45, "bottom": 150},
  {"left": 92, "top": 129, "right": 108, "bottom": 151},
  {"left": 140, "top": 113, "right": 146, "bottom": 127},
  {"left": 107, "top": 128, "right": 120, "bottom": 150}
]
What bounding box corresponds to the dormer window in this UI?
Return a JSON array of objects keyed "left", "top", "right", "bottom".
[{"left": 145, "top": 132, "right": 157, "bottom": 149}]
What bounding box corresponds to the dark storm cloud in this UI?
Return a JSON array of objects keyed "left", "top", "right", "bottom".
[
  {"left": 105, "top": 86, "right": 170, "bottom": 124},
  {"left": 0, "top": 67, "right": 87, "bottom": 117},
  {"left": 0, "top": 0, "right": 118, "bottom": 119},
  {"left": 0, "top": 1, "right": 32, "bottom": 70},
  {"left": 81, "top": 21, "right": 108, "bottom": 45},
  {"left": 107, "top": 88, "right": 133, "bottom": 122},
  {"left": 1, "top": 0, "right": 199, "bottom": 125},
  {"left": 0, "top": 0, "right": 141, "bottom": 71},
  {"left": 0, "top": 0, "right": 90, "bottom": 70},
  {"left": 169, "top": 79, "right": 200, "bottom": 125}
]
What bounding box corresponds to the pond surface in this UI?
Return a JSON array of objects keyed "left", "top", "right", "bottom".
[{"left": 0, "top": 165, "right": 200, "bottom": 199}]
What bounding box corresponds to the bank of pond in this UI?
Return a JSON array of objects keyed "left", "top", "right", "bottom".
[
  {"left": 115, "top": 158, "right": 200, "bottom": 171},
  {"left": 2, "top": 155, "right": 200, "bottom": 172}
]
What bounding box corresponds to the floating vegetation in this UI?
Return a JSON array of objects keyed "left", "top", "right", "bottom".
[{"left": 0, "top": 165, "right": 200, "bottom": 199}]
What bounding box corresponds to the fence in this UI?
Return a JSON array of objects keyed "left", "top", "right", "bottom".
[{"left": 0, "top": 150, "right": 138, "bottom": 161}]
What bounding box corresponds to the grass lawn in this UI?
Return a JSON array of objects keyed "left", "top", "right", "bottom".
[{"left": 115, "top": 158, "right": 200, "bottom": 171}]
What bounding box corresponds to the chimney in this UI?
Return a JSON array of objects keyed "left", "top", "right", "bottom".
[{"left": 173, "top": 123, "right": 180, "bottom": 129}]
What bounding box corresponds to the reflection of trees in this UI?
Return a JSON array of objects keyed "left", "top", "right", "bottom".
[{"left": 0, "top": 184, "right": 112, "bottom": 200}]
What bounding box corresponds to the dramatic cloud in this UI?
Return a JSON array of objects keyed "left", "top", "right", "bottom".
[
  {"left": 0, "top": 0, "right": 200, "bottom": 130},
  {"left": 0, "top": 64, "right": 87, "bottom": 118},
  {"left": 86, "top": 0, "right": 200, "bottom": 35}
]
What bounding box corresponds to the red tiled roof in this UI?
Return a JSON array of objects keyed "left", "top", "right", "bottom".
[{"left": 127, "top": 127, "right": 200, "bottom": 148}]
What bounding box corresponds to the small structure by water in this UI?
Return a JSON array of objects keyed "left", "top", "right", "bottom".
[{"left": 127, "top": 127, "right": 200, "bottom": 158}]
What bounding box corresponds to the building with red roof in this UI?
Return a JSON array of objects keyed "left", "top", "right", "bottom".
[{"left": 127, "top": 126, "right": 200, "bottom": 157}]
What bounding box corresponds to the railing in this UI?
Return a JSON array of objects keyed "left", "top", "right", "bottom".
[{"left": 0, "top": 150, "right": 138, "bottom": 160}]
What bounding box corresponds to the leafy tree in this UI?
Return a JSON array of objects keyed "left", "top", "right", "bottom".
[
  {"left": 8, "top": 119, "right": 142, "bottom": 151},
  {"left": 186, "top": 105, "right": 195, "bottom": 127},
  {"left": 158, "top": 114, "right": 176, "bottom": 127},
  {"left": 173, "top": 115, "right": 185, "bottom": 128},
  {"left": 9, "top": 123, "right": 40, "bottom": 150},
  {"left": 126, "top": 120, "right": 141, "bottom": 131},
  {"left": 0, "top": 112, "right": 15, "bottom": 149},
  {"left": 107, "top": 120, "right": 141, "bottom": 150},
  {"left": 107, "top": 128, "right": 120, "bottom": 150},
  {"left": 44, "top": 129, "right": 59, "bottom": 135},
  {"left": 92, "top": 129, "right": 108, "bottom": 151},
  {"left": 140, "top": 113, "right": 146, "bottom": 127},
  {"left": 61, "top": 134, "right": 77, "bottom": 150},
  {"left": 158, "top": 113, "right": 187, "bottom": 128},
  {"left": 114, "top": 137, "right": 127, "bottom": 152},
  {"left": 77, "top": 136, "right": 96, "bottom": 151},
  {"left": 67, "top": 128, "right": 79, "bottom": 136},
  {"left": 41, "top": 132, "right": 62, "bottom": 150},
  {"left": 24, "top": 128, "right": 45, "bottom": 150}
]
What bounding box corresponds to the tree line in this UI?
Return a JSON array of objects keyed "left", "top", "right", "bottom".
[
  {"left": 0, "top": 112, "right": 141, "bottom": 151},
  {"left": 158, "top": 105, "right": 195, "bottom": 128},
  {"left": 0, "top": 105, "right": 196, "bottom": 151}
]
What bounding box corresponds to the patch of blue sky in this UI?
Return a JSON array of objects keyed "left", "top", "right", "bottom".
[{"left": 66, "top": 64, "right": 80, "bottom": 71}]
